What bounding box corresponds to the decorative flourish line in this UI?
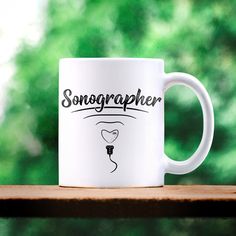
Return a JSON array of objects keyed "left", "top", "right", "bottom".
[
  {"left": 83, "top": 114, "right": 136, "bottom": 119},
  {"left": 96, "top": 121, "right": 125, "bottom": 126},
  {"left": 71, "top": 106, "right": 148, "bottom": 113},
  {"left": 71, "top": 107, "right": 97, "bottom": 113},
  {"left": 106, "top": 106, "right": 148, "bottom": 113}
]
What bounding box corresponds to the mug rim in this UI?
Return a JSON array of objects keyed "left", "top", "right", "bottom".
[{"left": 60, "top": 57, "right": 164, "bottom": 63}]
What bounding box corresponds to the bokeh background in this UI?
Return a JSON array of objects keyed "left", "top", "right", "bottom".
[{"left": 0, "top": 0, "right": 236, "bottom": 235}]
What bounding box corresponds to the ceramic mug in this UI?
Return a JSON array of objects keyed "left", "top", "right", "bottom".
[{"left": 59, "top": 58, "right": 214, "bottom": 187}]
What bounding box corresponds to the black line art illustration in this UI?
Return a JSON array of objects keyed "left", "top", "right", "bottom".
[
  {"left": 96, "top": 121, "right": 124, "bottom": 126},
  {"left": 100, "top": 128, "right": 120, "bottom": 173},
  {"left": 106, "top": 145, "right": 117, "bottom": 173},
  {"left": 84, "top": 114, "right": 136, "bottom": 119},
  {"left": 61, "top": 88, "right": 163, "bottom": 174},
  {"left": 101, "top": 129, "right": 119, "bottom": 143}
]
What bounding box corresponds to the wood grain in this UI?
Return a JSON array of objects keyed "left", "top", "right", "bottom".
[{"left": 0, "top": 185, "right": 235, "bottom": 217}]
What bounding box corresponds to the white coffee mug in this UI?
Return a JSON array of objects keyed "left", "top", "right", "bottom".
[{"left": 59, "top": 58, "right": 214, "bottom": 187}]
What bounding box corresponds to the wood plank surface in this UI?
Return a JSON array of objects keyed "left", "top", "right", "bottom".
[{"left": 0, "top": 185, "right": 235, "bottom": 217}]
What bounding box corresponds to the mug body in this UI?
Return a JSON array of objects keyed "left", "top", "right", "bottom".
[{"left": 59, "top": 58, "right": 165, "bottom": 187}]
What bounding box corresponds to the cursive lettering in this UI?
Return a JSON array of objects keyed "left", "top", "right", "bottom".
[{"left": 61, "top": 89, "right": 162, "bottom": 112}]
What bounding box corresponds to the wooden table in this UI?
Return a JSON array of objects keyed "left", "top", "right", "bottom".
[{"left": 0, "top": 185, "right": 235, "bottom": 217}]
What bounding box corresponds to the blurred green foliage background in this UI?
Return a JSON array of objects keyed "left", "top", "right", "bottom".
[{"left": 0, "top": 0, "right": 236, "bottom": 235}]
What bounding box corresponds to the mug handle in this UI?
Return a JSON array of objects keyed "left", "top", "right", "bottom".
[{"left": 163, "top": 72, "right": 214, "bottom": 174}]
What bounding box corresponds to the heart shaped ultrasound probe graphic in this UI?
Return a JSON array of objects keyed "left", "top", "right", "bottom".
[
  {"left": 101, "top": 129, "right": 119, "bottom": 143},
  {"left": 100, "top": 129, "right": 119, "bottom": 173}
]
